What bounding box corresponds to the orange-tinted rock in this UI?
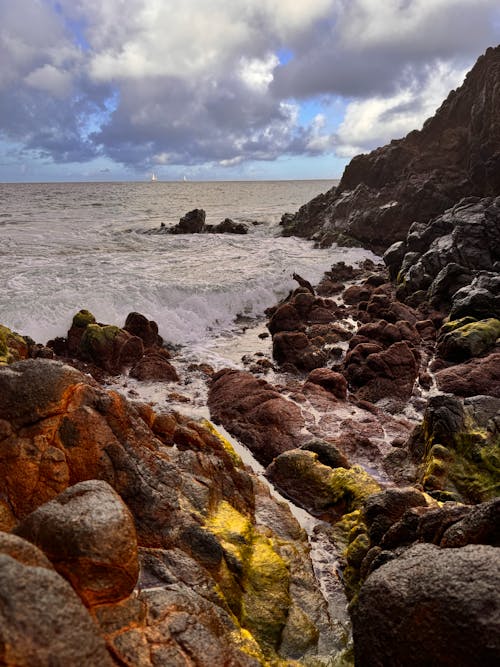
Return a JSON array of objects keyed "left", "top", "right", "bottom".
[
  {"left": 305, "top": 368, "right": 347, "bottom": 400},
  {"left": 16, "top": 480, "right": 139, "bottom": 607}
]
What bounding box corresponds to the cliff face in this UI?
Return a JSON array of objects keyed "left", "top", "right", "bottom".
[{"left": 282, "top": 45, "right": 500, "bottom": 251}]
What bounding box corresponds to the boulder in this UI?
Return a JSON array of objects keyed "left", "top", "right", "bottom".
[
  {"left": 80, "top": 323, "right": 144, "bottom": 374},
  {"left": 171, "top": 208, "right": 206, "bottom": 234},
  {"left": 129, "top": 350, "right": 179, "bottom": 382},
  {"left": 15, "top": 480, "right": 139, "bottom": 607},
  {"left": 304, "top": 368, "right": 347, "bottom": 400},
  {"left": 0, "top": 553, "right": 113, "bottom": 666},
  {"left": 208, "top": 369, "right": 305, "bottom": 466},
  {"left": 266, "top": 449, "right": 380, "bottom": 519},
  {"left": 437, "top": 318, "right": 500, "bottom": 361},
  {"left": 272, "top": 331, "right": 328, "bottom": 371},
  {"left": 435, "top": 352, "right": 500, "bottom": 397},
  {"left": 208, "top": 218, "right": 248, "bottom": 234},
  {"left": 0, "top": 324, "right": 29, "bottom": 366},
  {"left": 124, "top": 311, "right": 162, "bottom": 347},
  {"left": 352, "top": 543, "right": 500, "bottom": 667}
]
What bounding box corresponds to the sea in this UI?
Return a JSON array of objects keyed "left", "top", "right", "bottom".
[{"left": 0, "top": 180, "right": 378, "bottom": 365}]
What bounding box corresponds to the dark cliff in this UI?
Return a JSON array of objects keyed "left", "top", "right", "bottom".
[{"left": 282, "top": 45, "right": 500, "bottom": 252}]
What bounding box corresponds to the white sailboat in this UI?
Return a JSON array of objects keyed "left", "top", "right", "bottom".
[{"left": 151, "top": 172, "right": 158, "bottom": 182}]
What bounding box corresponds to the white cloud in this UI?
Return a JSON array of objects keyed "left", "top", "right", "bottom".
[
  {"left": 239, "top": 54, "right": 279, "bottom": 92},
  {"left": 336, "top": 61, "right": 469, "bottom": 156},
  {"left": 24, "top": 65, "right": 73, "bottom": 97}
]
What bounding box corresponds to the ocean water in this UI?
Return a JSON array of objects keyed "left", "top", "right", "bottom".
[{"left": 0, "top": 180, "right": 377, "bottom": 358}]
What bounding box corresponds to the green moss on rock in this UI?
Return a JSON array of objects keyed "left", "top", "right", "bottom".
[
  {"left": 0, "top": 324, "right": 29, "bottom": 365},
  {"left": 438, "top": 318, "right": 500, "bottom": 360},
  {"left": 71, "top": 309, "right": 96, "bottom": 328}
]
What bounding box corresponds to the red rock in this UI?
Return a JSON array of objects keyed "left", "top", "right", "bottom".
[
  {"left": 208, "top": 369, "right": 305, "bottom": 465},
  {"left": 305, "top": 368, "right": 347, "bottom": 400},
  {"left": 435, "top": 352, "right": 500, "bottom": 397},
  {"left": 124, "top": 311, "right": 163, "bottom": 347},
  {"left": 129, "top": 351, "right": 179, "bottom": 382}
]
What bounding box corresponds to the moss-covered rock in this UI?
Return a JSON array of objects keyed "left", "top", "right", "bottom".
[
  {"left": 412, "top": 395, "right": 500, "bottom": 503},
  {"left": 267, "top": 450, "right": 381, "bottom": 519},
  {"left": 0, "top": 325, "right": 29, "bottom": 366},
  {"left": 71, "top": 309, "right": 96, "bottom": 328},
  {"left": 206, "top": 500, "right": 291, "bottom": 656},
  {"left": 438, "top": 318, "right": 500, "bottom": 361},
  {"left": 79, "top": 323, "right": 144, "bottom": 374}
]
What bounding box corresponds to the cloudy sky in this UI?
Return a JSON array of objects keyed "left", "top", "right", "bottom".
[{"left": 1, "top": 0, "right": 499, "bottom": 181}]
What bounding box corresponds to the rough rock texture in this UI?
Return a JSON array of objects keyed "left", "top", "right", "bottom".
[
  {"left": 0, "top": 324, "right": 29, "bottom": 366},
  {"left": 208, "top": 368, "right": 306, "bottom": 465},
  {"left": 0, "top": 553, "right": 113, "bottom": 666},
  {"left": 435, "top": 352, "right": 500, "bottom": 397},
  {"left": 0, "top": 358, "right": 341, "bottom": 664},
  {"left": 407, "top": 394, "right": 500, "bottom": 502},
  {"left": 15, "top": 480, "right": 139, "bottom": 607},
  {"left": 282, "top": 46, "right": 500, "bottom": 250},
  {"left": 352, "top": 543, "right": 500, "bottom": 667}
]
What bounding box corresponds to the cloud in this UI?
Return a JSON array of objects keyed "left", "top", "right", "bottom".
[{"left": 0, "top": 0, "right": 499, "bottom": 173}]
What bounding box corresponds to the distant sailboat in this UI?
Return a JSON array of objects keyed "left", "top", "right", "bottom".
[{"left": 151, "top": 172, "right": 158, "bottom": 182}]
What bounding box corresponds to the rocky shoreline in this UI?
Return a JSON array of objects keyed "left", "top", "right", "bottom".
[{"left": 1, "top": 46, "right": 499, "bottom": 667}]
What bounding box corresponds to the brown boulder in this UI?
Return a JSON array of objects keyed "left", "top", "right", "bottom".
[
  {"left": 0, "top": 553, "right": 113, "bottom": 666},
  {"left": 435, "top": 352, "right": 500, "bottom": 397},
  {"left": 129, "top": 350, "right": 179, "bottom": 382},
  {"left": 208, "top": 369, "right": 305, "bottom": 466},
  {"left": 305, "top": 368, "right": 347, "bottom": 400},
  {"left": 345, "top": 340, "right": 419, "bottom": 402},
  {"left": 272, "top": 331, "right": 327, "bottom": 371},
  {"left": 15, "top": 480, "right": 139, "bottom": 607},
  {"left": 124, "top": 311, "right": 162, "bottom": 347}
]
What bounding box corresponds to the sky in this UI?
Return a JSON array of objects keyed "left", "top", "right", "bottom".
[{"left": 0, "top": 0, "right": 499, "bottom": 182}]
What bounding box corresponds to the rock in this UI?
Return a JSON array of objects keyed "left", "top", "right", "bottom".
[
  {"left": 450, "top": 271, "right": 500, "bottom": 320},
  {"left": 208, "top": 369, "right": 305, "bottom": 466},
  {"left": 171, "top": 208, "right": 206, "bottom": 234},
  {"left": 435, "top": 352, "right": 500, "bottom": 397},
  {"left": 124, "top": 311, "right": 162, "bottom": 347},
  {"left": 352, "top": 543, "right": 500, "bottom": 667},
  {"left": 0, "top": 324, "right": 29, "bottom": 365},
  {"left": 208, "top": 218, "right": 248, "bottom": 234},
  {"left": 0, "top": 532, "right": 53, "bottom": 569},
  {"left": 129, "top": 350, "right": 179, "bottom": 382},
  {"left": 437, "top": 318, "right": 500, "bottom": 360},
  {"left": 282, "top": 47, "right": 500, "bottom": 250},
  {"left": 15, "top": 480, "right": 139, "bottom": 607},
  {"left": 300, "top": 439, "right": 350, "bottom": 469},
  {"left": 272, "top": 331, "right": 327, "bottom": 371},
  {"left": 440, "top": 498, "right": 500, "bottom": 547},
  {"left": 67, "top": 309, "right": 97, "bottom": 356},
  {"left": 0, "top": 553, "right": 113, "bottom": 666},
  {"left": 80, "top": 323, "right": 144, "bottom": 374},
  {"left": 409, "top": 394, "right": 500, "bottom": 502},
  {"left": 266, "top": 449, "right": 380, "bottom": 519},
  {"left": 344, "top": 340, "right": 419, "bottom": 402},
  {"left": 304, "top": 368, "right": 347, "bottom": 400},
  {"left": 362, "top": 487, "right": 429, "bottom": 545}
]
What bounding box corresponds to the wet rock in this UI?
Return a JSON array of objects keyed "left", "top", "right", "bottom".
[
  {"left": 300, "top": 439, "right": 350, "bottom": 469},
  {"left": 435, "top": 352, "right": 500, "bottom": 398},
  {"left": 272, "top": 331, "right": 328, "bottom": 371},
  {"left": 208, "top": 369, "right": 305, "bottom": 466},
  {"left": 124, "top": 311, "right": 163, "bottom": 347},
  {"left": 80, "top": 323, "right": 144, "bottom": 374},
  {"left": 207, "top": 218, "right": 248, "bottom": 234},
  {"left": 267, "top": 449, "right": 380, "bottom": 520},
  {"left": 129, "top": 350, "right": 179, "bottom": 382},
  {"left": 0, "top": 553, "right": 113, "bottom": 666},
  {"left": 450, "top": 271, "right": 500, "bottom": 320},
  {"left": 171, "top": 208, "right": 206, "bottom": 234},
  {"left": 352, "top": 543, "right": 500, "bottom": 667},
  {"left": 344, "top": 340, "right": 419, "bottom": 402},
  {"left": 15, "top": 480, "right": 139, "bottom": 607},
  {"left": 304, "top": 368, "right": 347, "bottom": 400}
]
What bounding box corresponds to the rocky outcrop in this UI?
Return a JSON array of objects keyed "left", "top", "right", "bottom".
[
  {"left": 282, "top": 46, "right": 500, "bottom": 250},
  {"left": 150, "top": 209, "right": 248, "bottom": 234},
  {"left": 0, "top": 358, "right": 342, "bottom": 664},
  {"left": 352, "top": 543, "right": 500, "bottom": 667}
]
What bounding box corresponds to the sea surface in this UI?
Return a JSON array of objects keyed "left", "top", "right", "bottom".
[{"left": 0, "top": 180, "right": 377, "bottom": 362}]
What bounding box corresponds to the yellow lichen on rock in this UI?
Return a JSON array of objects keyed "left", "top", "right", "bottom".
[{"left": 201, "top": 419, "right": 243, "bottom": 466}]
